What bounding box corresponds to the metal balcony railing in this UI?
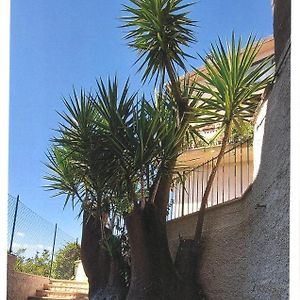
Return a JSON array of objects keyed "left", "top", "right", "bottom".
[{"left": 168, "top": 139, "right": 253, "bottom": 220}]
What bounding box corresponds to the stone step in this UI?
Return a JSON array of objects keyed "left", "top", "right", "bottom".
[
  {"left": 28, "top": 297, "right": 87, "bottom": 300},
  {"left": 44, "top": 283, "right": 88, "bottom": 293},
  {"left": 50, "top": 279, "right": 88, "bottom": 287},
  {"left": 36, "top": 289, "right": 88, "bottom": 298},
  {"left": 28, "top": 279, "right": 89, "bottom": 300}
]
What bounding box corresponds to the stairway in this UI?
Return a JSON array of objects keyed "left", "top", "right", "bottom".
[{"left": 28, "top": 279, "right": 89, "bottom": 300}]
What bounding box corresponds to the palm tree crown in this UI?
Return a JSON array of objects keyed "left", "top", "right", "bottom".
[
  {"left": 192, "top": 33, "right": 274, "bottom": 136},
  {"left": 122, "top": 0, "right": 196, "bottom": 84}
]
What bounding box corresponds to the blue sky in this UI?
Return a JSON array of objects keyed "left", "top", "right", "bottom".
[{"left": 9, "top": 0, "right": 273, "bottom": 241}]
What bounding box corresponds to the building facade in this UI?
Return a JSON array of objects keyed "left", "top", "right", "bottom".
[{"left": 168, "top": 37, "right": 274, "bottom": 220}]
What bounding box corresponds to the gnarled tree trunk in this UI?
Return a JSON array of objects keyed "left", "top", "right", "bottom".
[
  {"left": 125, "top": 201, "right": 200, "bottom": 299},
  {"left": 81, "top": 211, "right": 127, "bottom": 299},
  {"left": 81, "top": 211, "right": 110, "bottom": 298},
  {"left": 194, "top": 123, "right": 231, "bottom": 243}
]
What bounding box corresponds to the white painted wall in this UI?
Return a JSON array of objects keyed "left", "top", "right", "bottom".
[
  {"left": 253, "top": 100, "right": 268, "bottom": 179},
  {"left": 170, "top": 100, "right": 269, "bottom": 220},
  {"left": 74, "top": 260, "right": 88, "bottom": 282},
  {"left": 170, "top": 157, "right": 253, "bottom": 219}
]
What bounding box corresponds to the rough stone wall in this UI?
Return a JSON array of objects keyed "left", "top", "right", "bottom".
[
  {"left": 167, "top": 196, "right": 250, "bottom": 299},
  {"left": 241, "top": 44, "right": 290, "bottom": 300},
  {"left": 7, "top": 254, "right": 50, "bottom": 300},
  {"left": 272, "top": 0, "right": 291, "bottom": 64},
  {"left": 166, "top": 46, "right": 290, "bottom": 300}
]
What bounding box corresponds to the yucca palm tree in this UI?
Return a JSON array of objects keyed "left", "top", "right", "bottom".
[
  {"left": 122, "top": 0, "right": 196, "bottom": 118},
  {"left": 44, "top": 87, "right": 129, "bottom": 298},
  {"left": 45, "top": 76, "right": 195, "bottom": 299},
  {"left": 45, "top": 1, "right": 274, "bottom": 299},
  {"left": 45, "top": 78, "right": 185, "bottom": 217},
  {"left": 122, "top": 1, "right": 203, "bottom": 299},
  {"left": 192, "top": 33, "right": 274, "bottom": 243}
]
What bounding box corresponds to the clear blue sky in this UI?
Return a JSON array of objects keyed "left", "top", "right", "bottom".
[{"left": 9, "top": 0, "right": 273, "bottom": 241}]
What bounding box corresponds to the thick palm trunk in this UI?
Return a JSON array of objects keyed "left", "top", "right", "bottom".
[
  {"left": 81, "top": 211, "right": 110, "bottom": 298},
  {"left": 125, "top": 202, "right": 200, "bottom": 300},
  {"left": 164, "top": 58, "right": 188, "bottom": 118},
  {"left": 194, "top": 123, "right": 231, "bottom": 243},
  {"left": 81, "top": 211, "right": 127, "bottom": 299}
]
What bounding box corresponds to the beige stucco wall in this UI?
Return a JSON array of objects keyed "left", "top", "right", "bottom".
[
  {"left": 171, "top": 157, "right": 253, "bottom": 219},
  {"left": 7, "top": 254, "right": 50, "bottom": 300}
]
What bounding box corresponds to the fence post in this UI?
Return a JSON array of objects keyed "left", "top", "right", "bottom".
[
  {"left": 49, "top": 223, "right": 58, "bottom": 278},
  {"left": 9, "top": 195, "right": 20, "bottom": 253},
  {"left": 181, "top": 173, "right": 185, "bottom": 217}
]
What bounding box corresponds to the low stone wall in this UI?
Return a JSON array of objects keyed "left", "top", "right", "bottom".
[
  {"left": 167, "top": 195, "right": 250, "bottom": 300},
  {"left": 167, "top": 196, "right": 247, "bottom": 260},
  {"left": 7, "top": 254, "right": 50, "bottom": 300}
]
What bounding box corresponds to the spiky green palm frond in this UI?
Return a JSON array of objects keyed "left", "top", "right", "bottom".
[
  {"left": 192, "top": 32, "right": 274, "bottom": 138},
  {"left": 43, "top": 145, "right": 86, "bottom": 209},
  {"left": 193, "top": 33, "right": 275, "bottom": 242},
  {"left": 93, "top": 78, "right": 188, "bottom": 199},
  {"left": 45, "top": 77, "right": 187, "bottom": 213},
  {"left": 161, "top": 75, "right": 209, "bottom": 150},
  {"left": 122, "top": 0, "right": 196, "bottom": 84}
]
